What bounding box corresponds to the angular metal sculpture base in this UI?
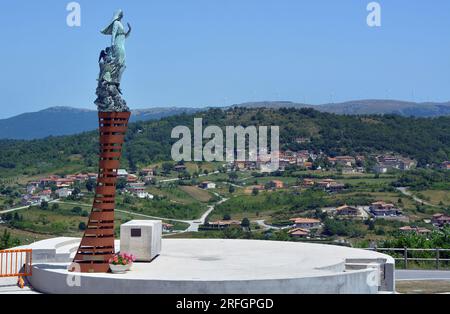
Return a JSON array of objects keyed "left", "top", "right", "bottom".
[{"left": 71, "top": 111, "right": 131, "bottom": 273}]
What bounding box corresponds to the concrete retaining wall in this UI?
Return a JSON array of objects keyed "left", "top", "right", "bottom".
[{"left": 30, "top": 264, "right": 378, "bottom": 294}]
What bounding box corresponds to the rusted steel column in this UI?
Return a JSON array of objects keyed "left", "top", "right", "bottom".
[{"left": 71, "top": 111, "right": 131, "bottom": 273}]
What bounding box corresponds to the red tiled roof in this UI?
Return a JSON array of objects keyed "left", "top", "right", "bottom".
[
  {"left": 288, "top": 228, "right": 310, "bottom": 236},
  {"left": 399, "top": 226, "right": 431, "bottom": 234},
  {"left": 290, "top": 218, "right": 320, "bottom": 224},
  {"left": 336, "top": 205, "right": 358, "bottom": 211}
]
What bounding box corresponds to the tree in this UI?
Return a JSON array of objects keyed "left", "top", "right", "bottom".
[
  {"left": 223, "top": 214, "right": 231, "bottom": 221},
  {"left": 2, "top": 213, "right": 13, "bottom": 221},
  {"left": 314, "top": 208, "right": 327, "bottom": 221},
  {"left": 228, "top": 172, "right": 238, "bottom": 182},
  {"left": 6, "top": 198, "right": 14, "bottom": 207},
  {"left": 252, "top": 188, "right": 259, "bottom": 196},
  {"left": 71, "top": 207, "right": 83, "bottom": 215},
  {"left": 416, "top": 205, "right": 426, "bottom": 214},
  {"left": 38, "top": 214, "right": 50, "bottom": 225},
  {"left": 13, "top": 212, "right": 21, "bottom": 221},
  {"left": 72, "top": 187, "right": 81, "bottom": 196},
  {"left": 367, "top": 219, "right": 375, "bottom": 231},
  {"left": 51, "top": 203, "right": 59, "bottom": 211},
  {"left": 40, "top": 201, "right": 49, "bottom": 210},
  {"left": 123, "top": 195, "right": 134, "bottom": 204},
  {"left": 274, "top": 230, "right": 290, "bottom": 242},
  {"left": 241, "top": 218, "right": 250, "bottom": 228},
  {"left": 116, "top": 177, "right": 127, "bottom": 190},
  {"left": 323, "top": 218, "right": 359, "bottom": 237},
  {"left": 49, "top": 183, "right": 58, "bottom": 192},
  {"left": 265, "top": 181, "right": 275, "bottom": 190},
  {"left": 86, "top": 179, "right": 96, "bottom": 192},
  {"left": 178, "top": 170, "right": 191, "bottom": 180},
  {"left": 0, "top": 229, "right": 11, "bottom": 249},
  {"left": 162, "top": 162, "right": 174, "bottom": 174},
  {"left": 78, "top": 222, "right": 87, "bottom": 231},
  {"left": 228, "top": 185, "right": 235, "bottom": 194}
]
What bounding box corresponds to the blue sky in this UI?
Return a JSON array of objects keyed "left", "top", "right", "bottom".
[{"left": 1, "top": 0, "right": 450, "bottom": 118}]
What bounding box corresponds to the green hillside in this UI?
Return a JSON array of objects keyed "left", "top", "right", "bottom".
[{"left": 0, "top": 108, "right": 449, "bottom": 178}]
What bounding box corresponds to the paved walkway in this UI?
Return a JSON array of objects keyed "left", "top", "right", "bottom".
[{"left": 0, "top": 277, "right": 39, "bottom": 294}]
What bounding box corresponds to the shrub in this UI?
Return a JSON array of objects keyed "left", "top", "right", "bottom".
[{"left": 78, "top": 222, "right": 87, "bottom": 231}]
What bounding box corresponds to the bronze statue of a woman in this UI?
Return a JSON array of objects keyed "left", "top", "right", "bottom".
[
  {"left": 101, "top": 10, "right": 131, "bottom": 75},
  {"left": 95, "top": 9, "right": 131, "bottom": 112}
]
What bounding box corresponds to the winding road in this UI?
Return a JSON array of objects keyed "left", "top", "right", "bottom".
[
  {"left": 53, "top": 192, "right": 230, "bottom": 234},
  {"left": 396, "top": 270, "right": 450, "bottom": 281},
  {"left": 397, "top": 187, "right": 437, "bottom": 207},
  {"left": 158, "top": 170, "right": 221, "bottom": 183},
  {"left": 0, "top": 190, "right": 229, "bottom": 234},
  {"left": 0, "top": 199, "right": 60, "bottom": 215},
  {"left": 116, "top": 194, "right": 229, "bottom": 233},
  {"left": 255, "top": 220, "right": 280, "bottom": 230},
  {"left": 254, "top": 220, "right": 292, "bottom": 230}
]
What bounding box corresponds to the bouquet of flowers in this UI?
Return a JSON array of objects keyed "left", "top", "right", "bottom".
[{"left": 109, "top": 253, "right": 136, "bottom": 266}]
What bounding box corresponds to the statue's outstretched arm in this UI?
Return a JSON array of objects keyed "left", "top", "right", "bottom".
[{"left": 126, "top": 23, "right": 132, "bottom": 38}]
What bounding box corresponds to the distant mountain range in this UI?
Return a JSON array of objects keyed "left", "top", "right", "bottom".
[
  {"left": 0, "top": 106, "right": 200, "bottom": 140},
  {"left": 235, "top": 100, "right": 450, "bottom": 117},
  {"left": 1, "top": 100, "right": 450, "bottom": 139}
]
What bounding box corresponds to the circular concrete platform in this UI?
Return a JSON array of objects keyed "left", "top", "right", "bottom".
[{"left": 29, "top": 239, "right": 395, "bottom": 294}]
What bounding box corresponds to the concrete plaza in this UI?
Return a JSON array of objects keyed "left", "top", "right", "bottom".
[{"left": 17, "top": 238, "right": 396, "bottom": 294}]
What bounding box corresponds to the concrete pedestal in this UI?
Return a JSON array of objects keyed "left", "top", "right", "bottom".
[
  {"left": 120, "top": 220, "right": 162, "bottom": 262},
  {"left": 28, "top": 239, "right": 396, "bottom": 294}
]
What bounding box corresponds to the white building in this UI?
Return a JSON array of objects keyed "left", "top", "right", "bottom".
[
  {"left": 373, "top": 165, "right": 388, "bottom": 174},
  {"left": 135, "top": 191, "right": 154, "bottom": 199},
  {"left": 199, "top": 181, "right": 216, "bottom": 190},
  {"left": 118, "top": 169, "right": 129, "bottom": 178},
  {"left": 27, "top": 185, "right": 37, "bottom": 194},
  {"left": 56, "top": 188, "right": 73, "bottom": 198},
  {"left": 39, "top": 195, "right": 51, "bottom": 203},
  {"left": 289, "top": 218, "right": 321, "bottom": 230}
]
